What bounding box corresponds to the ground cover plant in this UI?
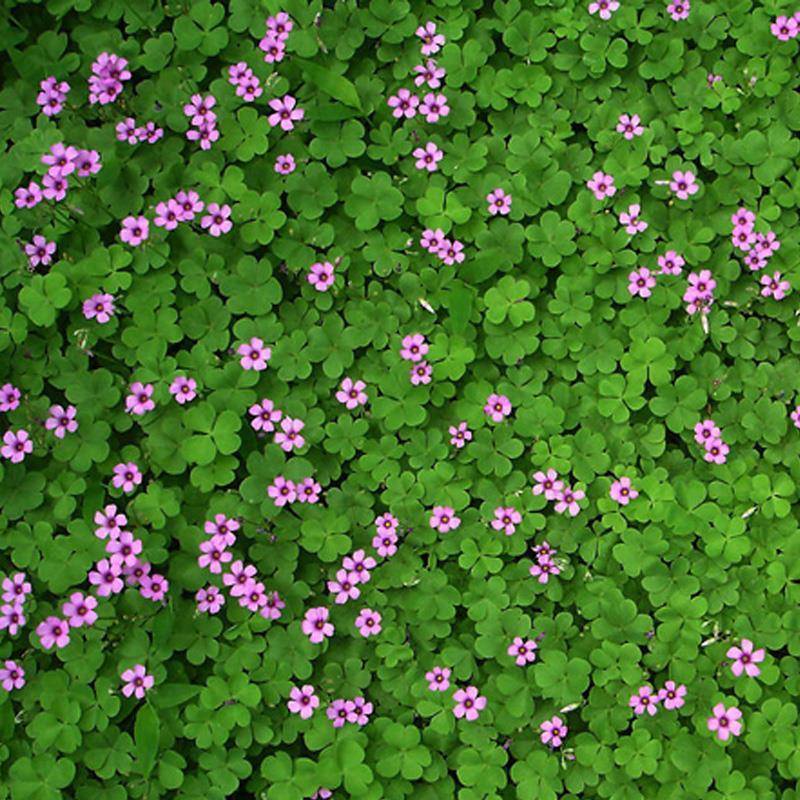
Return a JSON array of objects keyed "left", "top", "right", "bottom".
[{"left": 1, "top": 0, "right": 800, "bottom": 797}]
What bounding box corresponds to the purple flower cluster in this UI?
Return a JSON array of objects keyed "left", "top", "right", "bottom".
[
  {"left": 420, "top": 227, "right": 465, "bottom": 266},
  {"left": 115, "top": 117, "right": 164, "bottom": 145},
  {"left": 1, "top": 572, "right": 32, "bottom": 639},
  {"left": 259, "top": 12, "right": 293, "bottom": 63},
  {"left": 183, "top": 94, "right": 219, "bottom": 150},
  {"left": 228, "top": 63, "right": 262, "bottom": 102},
  {"left": 694, "top": 418, "right": 728, "bottom": 464},
  {"left": 88, "top": 52, "right": 131, "bottom": 105},
  {"left": 267, "top": 475, "right": 322, "bottom": 507}
]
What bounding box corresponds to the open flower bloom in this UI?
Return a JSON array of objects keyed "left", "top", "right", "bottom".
[
  {"left": 288, "top": 685, "right": 319, "bottom": 719},
  {"left": 453, "top": 686, "right": 486, "bottom": 721},
  {"left": 726, "top": 639, "right": 765, "bottom": 678},
  {"left": 121, "top": 664, "right": 154, "bottom": 698},
  {"left": 707, "top": 703, "right": 742, "bottom": 741},
  {"left": 540, "top": 715, "right": 568, "bottom": 747}
]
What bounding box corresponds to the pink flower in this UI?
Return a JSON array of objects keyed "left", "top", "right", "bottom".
[
  {"left": 487, "top": 188, "right": 512, "bottom": 216},
  {"left": 350, "top": 695, "right": 373, "bottom": 726},
  {"left": 401, "top": 333, "right": 428, "bottom": 362},
  {"left": 139, "top": 573, "right": 168, "bottom": 602},
  {"left": 707, "top": 703, "right": 742, "bottom": 741},
  {"left": 343, "top": 549, "right": 376, "bottom": 583},
  {"left": 387, "top": 88, "right": 419, "bottom": 119},
  {"left": 707, "top": 72, "right": 723, "bottom": 87},
  {"left": 355, "top": 608, "right": 382, "bottom": 637},
  {"left": 198, "top": 535, "right": 232, "bottom": 574},
  {"left": 628, "top": 267, "right": 656, "bottom": 298},
  {"left": 196, "top": 585, "right": 225, "bottom": 614},
  {"left": 154, "top": 200, "right": 181, "bottom": 230},
  {"left": 275, "top": 417, "right": 305, "bottom": 452},
  {"left": 327, "top": 569, "right": 361, "bottom": 605},
  {"left": 410, "top": 361, "right": 432, "bottom": 385},
  {"left": 508, "top": 636, "right": 537, "bottom": 665},
  {"left": 667, "top": 0, "right": 690, "bottom": 21},
  {"left": 791, "top": 405, "right": 800, "bottom": 430},
  {"left": 771, "top": 15, "right": 799, "bottom": 40},
  {"left": 42, "top": 171, "right": 68, "bottom": 201},
  {"left": 704, "top": 438, "right": 729, "bottom": 464},
  {"left": 302, "top": 606, "right": 334, "bottom": 643},
  {"left": 200, "top": 203, "right": 232, "bottom": 237},
  {"left": 610, "top": 477, "right": 638, "bottom": 505},
  {"left": 15, "top": 181, "right": 43, "bottom": 208},
  {"left": 658, "top": 250, "right": 684, "bottom": 275},
  {"left": 616, "top": 113, "right": 643, "bottom": 139},
  {"left": 42, "top": 142, "right": 78, "bottom": 175},
  {"left": 261, "top": 591, "right": 285, "bottom": 620},
  {"left": 268, "top": 95, "right": 304, "bottom": 131},
  {"left": 268, "top": 476, "right": 296, "bottom": 506},
  {"left": 0, "top": 660, "right": 25, "bottom": 691},
  {"left": 204, "top": 513, "right": 240, "bottom": 542},
  {"left": 120, "top": 215, "right": 149, "bottom": 246},
  {"left": 83, "top": 292, "right": 115, "bottom": 323},
  {"left": 484, "top": 393, "right": 512, "bottom": 422},
  {"left": 24, "top": 235, "right": 56, "bottom": 268},
  {"left": 619, "top": 203, "right": 648, "bottom": 234},
  {"left": 94, "top": 504, "right": 126, "bottom": 539},
  {"left": 413, "top": 142, "right": 444, "bottom": 171},
  {"left": 426, "top": 666, "right": 451, "bottom": 691},
  {"left": 267, "top": 12, "right": 293, "bottom": 40},
  {"left": 540, "top": 716, "right": 568, "bottom": 747},
  {"left": 36, "top": 616, "right": 70, "bottom": 650},
  {"left": 555, "top": 485, "right": 585, "bottom": 516},
  {"left": 491, "top": 506, "right": 521, "bottom": 535},
  {"left": 419, "top": 92, "right": 449, "bottom": 123},
  {"left": 760, "top": 271, "right": 791, "bottom": 300},
  {"left": 452, "top": 686, "right": 486, "bottom": 721},
  {"left": 687, "top": 269, "right": 716, "bottom": 298},
  {"left": 629, "top": 685, "right": 659, "bottom": 716},
  {"left": 327, "top": 698, "right": 354, "bottom": 728},
  {"left": 726, "top": 638, "right": 765, "bottom": 678},
  {"left": 125, "top": 382, "right": 155, "bottom": 416},
  {"left": 288, "top": 685, "right": 319, "bottom": 719},
  {"left": 0, "top": 383, "right": 21, "bottom": 412},
  {"left": 449, "top": 421, "right": 472, "bottom": 448},
  {"left": 37, "top": 76, "right": 70, "bottom": 117},
  {"left": 107, "top": 531, "right": 143, "bottom": 569},
  {"left": 259, "top": 34, "right": 286, "bottom": 63},
  {"left": 89, "top": 558, "right": 124, "bottom": 597},
  {"left": 183, "top": 93, "right": 216, "bottom": 125},
  {"left": 437, "top": 238, "right": 465, "bottom": 265},
  {"left": 1, "top": 429, "right": 33, "bottom": 463},
  {"left": 121, "top": 664, "right": 154, "bottom": 699},
  {"left": 532, "top": 469, "right": 563, "bottom": 500},
  {"left": 429, "top": 505, "right": 460, "bottom": 533},
  {"left": 62, "top": 592, "right": 98, "bottom": 628},
  {"left": 0, "top": 604, "right": 26, "bottom": 636},
  {"left": 658, "top": 681, "right": 687, "bottom": 710},
  {"left": 669, "top": 170, "right": 700, "bottom": 200},
  {"left": 336, "top": 377, "right": 368, "bottom": 409},
  {"left": 372, "top": 530, "right": 398, "bottom": 558},
  {"left": 248, "top": 398, "right": 282, "bottom": 432},
  {"left": 45, "top": 404, "right": 78, "bottom": 438},
  {"left": 238, "top": 337, "right": 271, "bottom": 371},
  {"left": 74, "top": 149, "right": 102, "bottom": 176},
  {"left": 413, "top": 59, "right": 446, "bottom": 88},
  {"left": 420, "top": 228, "right": 446, "bottom": 252},
  {"left": 223, "top": 561, "right": 255, "bottom": 598},
  {"left": 1, "top": 572, "right": 31, "bottom": 604},
  {"left": 175, "top": 190, "right": 204, "bottom": 221},
  {"left": 275, "top": 154, "right": 296, "bottom": 174},
  {"left": 307, "top": 261, "right": 335, "bottom": 291},
  {"left": 376, "top": 513, "right": 399, "bottom": 534},
  {"left": 529, "top": 557, "right": 561, "bottom": 584},
  {"left": 587, "top": 171, "right": 616, "bottom": 200},
  {"left": 588, "top": 0, "right": 620, "bottom": 19},
  {"left": 297, "top": 477, "right": 322, "bottom": 504},
  {"left": 112, "top": 462, "right": 143, "bottom": 493},
  {"left": 417, "top": 21, "right": 445, "bottom": 55},
  {"left": 123, "top": 559, "right": 151, "bottom": 587},
  {"left": 169, "top": 376, "right": 197, "bottom": 404}
]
